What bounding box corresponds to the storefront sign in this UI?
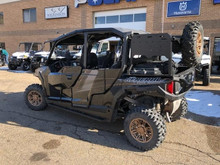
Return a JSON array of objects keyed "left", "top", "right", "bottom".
[
  {"left": 213, "top": 0, "right": 220, "bottom": 4},
  {"left": 75, "top": 0, "right": 136, "bottom": 8},
  {"left": 167, "top": 0, "right": 201, "bottom": 17},
  {"left": 45, "top": 6, "right": 68, "bottom": 19}
]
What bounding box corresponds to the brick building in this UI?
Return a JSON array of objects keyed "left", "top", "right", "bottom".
[{"left": 0, "top": 0, "right": 220, "bottom": 70}]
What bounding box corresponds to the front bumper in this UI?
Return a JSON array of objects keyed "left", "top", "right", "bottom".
[{"left": 9, "top": 58, "right": 23, "bottom": 66}]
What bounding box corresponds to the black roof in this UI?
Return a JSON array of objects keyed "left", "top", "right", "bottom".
[
  {"left": 19, "top": 42, "right": 42, "bottom": 45},
  {"left": 50, "top": 28, "right": 148, "bottom": 43}
]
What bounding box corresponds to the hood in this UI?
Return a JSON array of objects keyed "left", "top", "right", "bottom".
[
  {"left": 12, "top": 52, "right": 30, "bottom": 58},
  {"left": 172, "top": 53, "right": 211, "bottom": 65},
  {"left": 34, "top": 51, "right": 50, "bottom": 57},
  {"left": 172, "top": 53, "right": 182, "bottom": 63},
  {"left": 201, "top": 54, "right": 211, "bottom": 65}
]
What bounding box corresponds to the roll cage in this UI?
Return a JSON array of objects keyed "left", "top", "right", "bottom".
[{"left": 46, "top": 28, "right": 147, "bottom": 70}]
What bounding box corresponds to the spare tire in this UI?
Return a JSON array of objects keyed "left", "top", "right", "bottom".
[{"left": 181, "top": 21, "right": 204, "bottom": 67}]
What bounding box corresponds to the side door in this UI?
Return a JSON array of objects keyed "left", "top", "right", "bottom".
[
  {"left": 71, "top": 62, "right": 105, "bottom": 107},
  {"left": 47, "top": 44, "right": 82, "bottom": 107},
  {"left": 71, "top": 34, "right": 122, "bottom": 108}
]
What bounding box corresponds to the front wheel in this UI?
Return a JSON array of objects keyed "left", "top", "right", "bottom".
[
  {"left": 124, "top": 107, "right": 166, "bottom": 151},
  {"left": 24, "top": 84, "right": 47, "bottom": 111},
  {"left": 8, "top": 63, "right": 17, "bottom": 70}
]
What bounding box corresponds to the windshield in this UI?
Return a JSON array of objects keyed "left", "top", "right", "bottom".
[
  {"left": 51, "top": 44, "right": 82, "bottom": 60},
  {"left": 18, "top": 43, "right": 43, "bottom": 52}
]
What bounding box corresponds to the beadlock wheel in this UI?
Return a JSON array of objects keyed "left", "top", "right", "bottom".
[
  {"left": 129, "top": 118, "right": 153, "bottom": 143},
  {"left": 196, "top": 31, "right": 203, "bottom": 56},
  {"left": 28, "top": 91, "right": 42, "bottom": 106},
  {"left": 24, "top": 84, "right": 47, "bottom": 111},
  {"left": 124, "top": 107, "right": 166, "bottom": 151}
]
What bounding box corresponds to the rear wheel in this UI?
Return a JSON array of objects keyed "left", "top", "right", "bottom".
[
  {"left": 181, "top": 21, "right": 204, "bottom": 67},
  {"left": 124, "top": 107, "right": 166, "bottom": 151},
  {"left": 24, "top": 84, "right": 47, "bottom": 111},
  {"left": 22, "top": 61, "right": 30, "bottom": 71},
  {"left": 170, "top": 97, "right": 188, "bottom": 122},
  {"left": 203, "top": 68, "right": 210, "bottom": 86}
]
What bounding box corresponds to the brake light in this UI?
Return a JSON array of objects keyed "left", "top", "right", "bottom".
[{"left": 167, "top": 81, "right": 174, "bottom": 94}]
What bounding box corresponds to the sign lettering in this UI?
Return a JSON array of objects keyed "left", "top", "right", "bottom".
[
  {"left": 167, "top": 0, "right": 201, "bottom": 17},
  {"left": 213, "top": 0, "right": 220, "bottom": 4},
  {"left": 75, "top": 0, "right": 136, "bottom": 8},
  {"left": 45, "top": 6, "right": 68, "bottom": 19}
]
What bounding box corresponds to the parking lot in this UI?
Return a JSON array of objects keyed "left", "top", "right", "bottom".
[{"left": 0, "top": 69, "right": 220, "bottom": 165}]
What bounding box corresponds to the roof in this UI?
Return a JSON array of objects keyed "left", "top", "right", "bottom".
[
  {"left": 50, "top": 28, "right": 148, "bottom": 43},
  {"left": 19, "top": 42, "right": 42, "bottom": 44}
]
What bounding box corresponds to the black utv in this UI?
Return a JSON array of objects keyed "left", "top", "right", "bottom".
[{"left": 24, "top": 21, "right": 203, "bottom": 151}]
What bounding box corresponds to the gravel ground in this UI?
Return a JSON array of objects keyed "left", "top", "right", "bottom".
[{"left": 0, "top": 69, "right": 219, "bottom": 165}]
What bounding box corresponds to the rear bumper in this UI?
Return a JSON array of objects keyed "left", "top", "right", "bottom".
[
  {"left": 157, "top": 85, "right": 193, "bottom": 101},
  {"left": 123, "top": 67, "right": 195, "bottom": 101}
]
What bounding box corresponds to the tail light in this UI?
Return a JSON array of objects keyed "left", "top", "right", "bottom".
[{"left": 167, "top": 81, "right": 174, "bottom": 94}]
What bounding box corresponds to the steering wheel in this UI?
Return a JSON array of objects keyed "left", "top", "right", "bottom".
[{"left": 52, "top": 60, "right": 65, "bottom": 71}]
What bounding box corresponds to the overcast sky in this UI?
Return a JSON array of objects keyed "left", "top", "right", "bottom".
[{"left": 0, "top": 0, "right": 20, "bottom": 5}]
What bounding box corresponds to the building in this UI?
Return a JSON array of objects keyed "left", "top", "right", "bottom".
[{"left": 0, "top": 0, "right": 220, "bottom": 71}]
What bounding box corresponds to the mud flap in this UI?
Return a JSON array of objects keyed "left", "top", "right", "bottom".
[{"left": 164, "top": 99, "right": 181, "bottom": 115}]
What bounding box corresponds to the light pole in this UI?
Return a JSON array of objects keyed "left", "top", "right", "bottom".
[{"left": 162, "top": 0, "right": 165, "bottom": 33}]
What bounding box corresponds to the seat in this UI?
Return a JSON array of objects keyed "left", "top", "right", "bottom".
[
  {"left": 87, "top": 53, "right": 98, "bottom": 69},
  {"left": 101, "top": 51, "right": 114, "bottom": 68},
  {"left": 80, "top": 52, "right": 98, "bottom": 69}
]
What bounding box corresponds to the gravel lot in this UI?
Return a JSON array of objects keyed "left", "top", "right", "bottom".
[{"left": 0, "top": 69, "right": 220, "bottom": 165}]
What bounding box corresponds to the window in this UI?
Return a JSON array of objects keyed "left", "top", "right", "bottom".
[
  {"left": 101, "top": 43, "right": 108, "bottom": 52},
  {"left": 23, "top": 8, "right": 36, "bottom": 23},
  {"left": 134, "top": 13, "right": 146, "bottom": 22},
  {"left": 95, "top": 13, "right": 146, "bottom": 25},
  {"left": 120, "top": 14, "right": 133, "bottom": 23},
  {"left": 95, "top": 16, "right": 105, "bottom": 24},
  {"left": 0, "top": 42, "right": 5, "bottom": 49},
  {"left": 212, "top": 37, "right": 220, "bottom": 72},
  {"left": 0, "top": 12, "right": 3, "bottom": 24},
  {"left": 214, "top": 38, "right": 220, "bottom": 54},
  {"left": 106, "top": 16, "right": 119, "bottom": 24},
  {"left": 32, "top": 43, "right": 43, "bottom": 51}
]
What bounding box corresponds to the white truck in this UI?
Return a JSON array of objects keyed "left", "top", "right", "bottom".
[{"left": 173, "top": 37, "right": 211, "bottom": 86}]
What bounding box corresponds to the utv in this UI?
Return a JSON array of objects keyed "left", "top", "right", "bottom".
[
  {"left": 8, "top": 42, "right": 43, "bottom": 71},
  {"left": 30, "top": 42, "right": 51, "bottom": 72},
  {"left": 24, "top": 21, "right": 203, "bottom": 151}
]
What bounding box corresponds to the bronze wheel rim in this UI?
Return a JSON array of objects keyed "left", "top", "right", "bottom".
[
  {"left": 129, "top": 118, "right": 153, "bottom": 143},
  {"left": 28, "top": 91, "right": 42, "bottom": 106},
  {"left": 196, "top": 32, "right": 202, "bottom": 56}
]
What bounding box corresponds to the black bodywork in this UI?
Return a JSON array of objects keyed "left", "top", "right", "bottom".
[
  {"left": 35, "top": 28, "right": 194, "bottom": 122},
  {"left": 30, "top": 54, "right": 47, "bottom": 71}
]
